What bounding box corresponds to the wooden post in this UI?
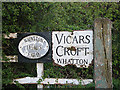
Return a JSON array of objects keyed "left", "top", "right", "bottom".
[
  {"left": 37, "top": 63, "right": 44, "bottom": 89},
  {"left": 94, "top": 18, "right": 112, "bottom": 88}
]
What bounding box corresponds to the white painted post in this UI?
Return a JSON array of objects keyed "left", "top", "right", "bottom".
[{"left": 37, "top": 63, "right": 44, "bottom": 89}]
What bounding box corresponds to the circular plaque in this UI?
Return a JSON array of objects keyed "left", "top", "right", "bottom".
[{"left": 18, "top": 35, "right": 49, "bottom": 59}]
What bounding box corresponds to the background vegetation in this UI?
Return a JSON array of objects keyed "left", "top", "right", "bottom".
[{"left": 2, "top": 2, "right": 120, "bottom": 89}]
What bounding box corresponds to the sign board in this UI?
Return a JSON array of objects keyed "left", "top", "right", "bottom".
[
  {"left": 52, "top": 30, "right": 93, "bottom": 68},
  {"left": 18, "top": 35, "right": 49, "bottom": 59},
  {"left": 17, "top": 32, "right": 52, "bottom": 63}
]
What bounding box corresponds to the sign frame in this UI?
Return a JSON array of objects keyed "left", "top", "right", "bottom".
[{"left": 52, "top": 30, "right": 93, "bottom": 68}]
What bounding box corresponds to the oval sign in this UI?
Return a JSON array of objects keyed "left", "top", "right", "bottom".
[{"left": 18, "top": 35, "right": 49, "bottom": 59}]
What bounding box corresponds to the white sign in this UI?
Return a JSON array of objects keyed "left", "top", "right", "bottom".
[
  {"left": 52, "top": 30, "right": 93, "bottom": 68},
  {"left": 18, "top": 35, "right": 49, "bottom": 59}
]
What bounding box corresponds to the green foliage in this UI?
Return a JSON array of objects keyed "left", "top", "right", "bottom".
[
  {"left": 14, "top": 81, "right": 25, "bottom": 89},
  {"left": 2, "top": 63, "right": 36, "bottom": 86},
  {"left": 2, "top": 2, "right": 120, "bottom": 89},
  {"left": 113, "top": 78, "right": 120, "bottom": 90},
  {"left": 44, "top": 82, "right": 95, "bottom": 89}
]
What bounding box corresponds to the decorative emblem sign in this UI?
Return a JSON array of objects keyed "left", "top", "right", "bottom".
[{"left": 18, "top": 35, "right": 49, "bottom": 59}]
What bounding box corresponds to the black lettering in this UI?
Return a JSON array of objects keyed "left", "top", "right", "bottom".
[
  {"left": 30, "top": 37, "right": 34, "bottom": 41},
  {"left": 72, "top": 36, "right": 78, "bottom": 44},
  {"left": 77, "top": 48, "right": 82, "bottom": 56},
  {"left": 66, "top": 36, "right": 71, "bottom": 44},
  {"left": 40, "top": 38, "right": 43, "bottom": 42},
  {"left": 85, "top": 47, "right": 89, "bottom": 56},
  {"left": 75, "top": 59, "right": 79, "bottom": 64},
  {"left": 57, "top": 59, "right": 62, "bottom": 63},
  {"left": 79, "top": 35, "right": 84, "bottom": 43},
  {"left": 55, "top": 34, "right": 63, "bottom": 44},
  {"left": 84, "top": 59, "right": 88, "bottom": 64},
  {"left": 64, "top": 36, "right": 66, "bottom": 44},
  {"left": 56, "top": 46, "right": 63, "bottom": 57},
  {"left": 86, "top": 35, "right": 90, "bottom": 44},
  {"left": 27, "top": 44, "right": 32, "bottom": 50},
  {"left": 79, "top": 59, "right": 83, "bottom": 64},
  {"left": 63, "top": 59, "right": 67, "bottom": 64},
  {"left": 27, "top": 38, "right": 31, "bottom": 42},
  {"left": 36, "top": 52, "right": 40, "bottom": 57},
  {"left": 24, "top": 39, "right": 27, "bottom": 42},
  {"left": 64, "top": 47, "right": 70, "bottom": 56},
  {"left": 31, "top": 53, "right": 35, "bottom": 57},
  {"left": 27, "top": 52, "right": 30, "bottom": 56},
  {"left": 37, "top": 37, "right": 41, "bottom": 42},
  {"left": 68, "top": 59, "right": 71, "bottom": 64},
  {"left": 71, "top": 59, "right": 75, "bottom": 64},
  {"left": 36, "top": 37, "right": 38, "bottom": 41}
]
